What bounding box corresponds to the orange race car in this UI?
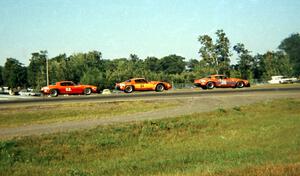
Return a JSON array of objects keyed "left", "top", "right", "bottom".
[
  {"left": 41, "top": 81, "right": 98, "bottom": 97},
  {"left": 115, "top": 78, "right": 172, "bottom": 93},
  {"left": 194, "top": 74, "right": 250, "bottom": 89}
]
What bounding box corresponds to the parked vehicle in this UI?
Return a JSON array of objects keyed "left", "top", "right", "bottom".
[
  {"left": 115, "top": 78, "right": 172, "bottom": 93},
  {"left": 19, "top": 88, "right": 41, "bottom": 96},
  {"left": 268, "top": 75, "right": 298, "bottom": 84},
  {"left": 0, "top": 87, "right": 22, "bottom": 95},
  {"left": 41, "top": 81, "right": 98, "bottom": 97},
  {"left": 0, "top": 87, "right": 10, "bottom": 94},
  {"left": 194, "top": 74, "right": 250, "bottom": 90}
]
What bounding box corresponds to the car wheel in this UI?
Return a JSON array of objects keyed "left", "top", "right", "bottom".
[
  {"left": 50, "top": 89, "right": 58, "bottom": 97},
  {"left": 84, "top": 88, "right": 92, "bottom": 95},
  {"left": 155, "top": 84, "right": 165, "bottom": 92},
  {"left": 206, "top": 82, "right": 215, "bottom": 89},
  {"left": 236, "top": 81, "right": 244, "bottom": 88},
  {"left": 124, "top": 85, "right": 133, "bottom": 93},
  {"left": 201, "top": 86, "right": 207, "bottom": 90}
]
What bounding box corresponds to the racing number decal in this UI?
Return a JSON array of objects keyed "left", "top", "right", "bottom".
[
  {"left": 66, "top": 88, "right": 72, "bottom": 92},
  {"left": 221, "top": 80, "right": 227, "bottom": 85}
]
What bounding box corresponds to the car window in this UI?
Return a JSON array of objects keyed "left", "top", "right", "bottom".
[
  {"left": 135, "top": 79, "right": 147, "bottom": 83},
  {"left": 61, "top": 82, "right": 75, "bottom": 86}
]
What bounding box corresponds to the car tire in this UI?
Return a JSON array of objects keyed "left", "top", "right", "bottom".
[
  {"left": 236, "top": 81, "right": 244, "bottom": 88},
  {"left": 155, "top": 84, "right": 165, "bottom": 92},
  {"left": 84, "top": 88, "right": 92, "bottom": 95},
  {"left": 124, "top": 85, "right": 134, "bottom": 93},
  {"left": 50, "top": 89, "right": 58, "bottom": 97},
  {"left": 206, "top": 82, "right": 215, "bottom": 89}
]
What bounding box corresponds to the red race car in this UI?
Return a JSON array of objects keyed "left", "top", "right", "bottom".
[
  {"left": 194, "top": 74, "right": 250, "bottom": 89},
  {"left": 41, "top": 81, "right": 98, "bottom": 97}
]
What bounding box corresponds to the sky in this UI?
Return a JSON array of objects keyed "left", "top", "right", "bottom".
[{"left": 0, "top": 0, "right": 299, "bottom": 66}]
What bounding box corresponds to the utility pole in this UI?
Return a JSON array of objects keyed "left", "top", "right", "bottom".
[{"left": 45, "top": 51, "right": 49, "bottom": 86}]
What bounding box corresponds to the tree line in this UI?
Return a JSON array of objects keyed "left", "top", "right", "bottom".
[{"left": 0, "top": 30, "right": 299, "bottom": 90}]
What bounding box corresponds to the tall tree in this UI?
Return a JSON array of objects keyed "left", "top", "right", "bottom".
[
  {"left": 48, "top": 54, "right": 70, "bottom": 83},
  {"left": 27, "top": 50, "right": 47, "bottom": 88},
  {"left": 198, "top": 34, "right": 217, "bottom": 74},
  {"left": 3, "top": 58, "right": 27, "bottom": 88},
  {"left": 233, "top": 43, "right": 254, "bottom": 79},
  {"left": 215, "top": 29, "right": 231, "bottom": 75},
  {"left": 198, "top": 29, "right": 231, "bottom": 75},
  {"left": 278, "top": 33, "right": 300, "bottom": 75}
]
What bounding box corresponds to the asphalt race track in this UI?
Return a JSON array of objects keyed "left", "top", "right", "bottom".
[{"left": 1, "top": 86, "right": 300, "bottom": 105}]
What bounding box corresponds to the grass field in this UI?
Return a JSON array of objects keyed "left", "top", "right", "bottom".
[
  {"left": 0, "top": 100, "right": 180, "bottom": 128},
  {"left": 1, "top": 98, "right": 300, "bottom": 175}
]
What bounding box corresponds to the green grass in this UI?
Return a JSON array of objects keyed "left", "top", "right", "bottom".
[
  {"left": 0, "top": 100, "right": 180, "bottom": 128},
  {"left": 1, "top": 98, "right": 300, "bottom": 175}
]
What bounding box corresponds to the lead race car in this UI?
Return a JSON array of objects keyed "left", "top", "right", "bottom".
[
  {"left": 194, "top": 74, "right": 250, "bottom": 90},
  {"left": 41, "top": 81, "right": 98, "bottom": 97},
  {"left": 115, "top": 78, "right": 172, "bottom": 93}
]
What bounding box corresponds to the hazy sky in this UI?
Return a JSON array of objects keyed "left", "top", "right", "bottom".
[{"left": 0, "top": 0, "right": 299, "bottom": 66}]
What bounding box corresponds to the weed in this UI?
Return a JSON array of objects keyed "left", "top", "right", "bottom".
[{"left": 233, "top": 106, "right": 241, "bottom": 111}]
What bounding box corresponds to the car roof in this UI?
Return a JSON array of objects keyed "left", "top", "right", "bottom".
[
  {"left": 58, "top": 81, "right": 74, "bottom": 83},
  {"left": 210, "top": 74, "right": 226, "bottom": 77},
  {"left": 132, "top": 78, "right": 146, "bottom": 80}
]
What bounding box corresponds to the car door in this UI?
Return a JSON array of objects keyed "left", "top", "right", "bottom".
[
  {"left": 214, "top": 76, "right": 224, "bottom": 87},
  {"left": 60, "top": 82, "right": 80, "bottom": 94},
  {"left": 134, "top": 79, "right": 147, "bottom": 90},
  {"left": 216, "top": 76, "right": 229, "bottom": 87}
]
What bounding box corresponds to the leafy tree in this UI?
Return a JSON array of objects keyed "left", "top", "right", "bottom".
[
  {"left": 48, "top": 54, "right": 69, "bottom": 83},
  {"left": 80, "top": 68, "right": 104, "bottom": 87},
  {"left": 198, "top": 30, "right": 231, "bottom": 75},
  {"left": 215, "top": 29, "right": 231, "bottom": 75},
  {"left": 27, "top": 50, "right": 47, "bottom": 88},
  {"left": 233, "top": 43, "right": 254, "bottom": 79},
  {"left": 198, "top": 34, "right": 217, "bottom": 74},
  {"left": 159, "top": 54, "right": 186, "bottom": 74},
  {"left": 279, "top": 33, "right": 300, "bottom": 76},
  {"left": 144, "top": 56, "right": 160, "bottom": 73},
  {"left": 186, "top": 59, "right": 199, "bottom": 72},
  {"left": 3, "top": 58, "right": 27, "bottom": 88},
  {"left": 260, "top": 51, "right": 293, "bottom": 80},
  {"left": 128, "top": 54, "right": 145, "bottom": 76},
  {"left": 68, "top": 51, "right": 103, "bottom": 83},
  {"left": 0, "top": 66, "right": 3, "bottom": 86}
]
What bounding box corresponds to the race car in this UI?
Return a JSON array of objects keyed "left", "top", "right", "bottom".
[
  {"left": 115, "top": 78, "right": 172, "bottom": 93},
  {"left": 194, "top": 74, "right": 250, "bottom": 89},
  {"left": 41, "top": 81, "right": 98, "bottom": 97}
]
